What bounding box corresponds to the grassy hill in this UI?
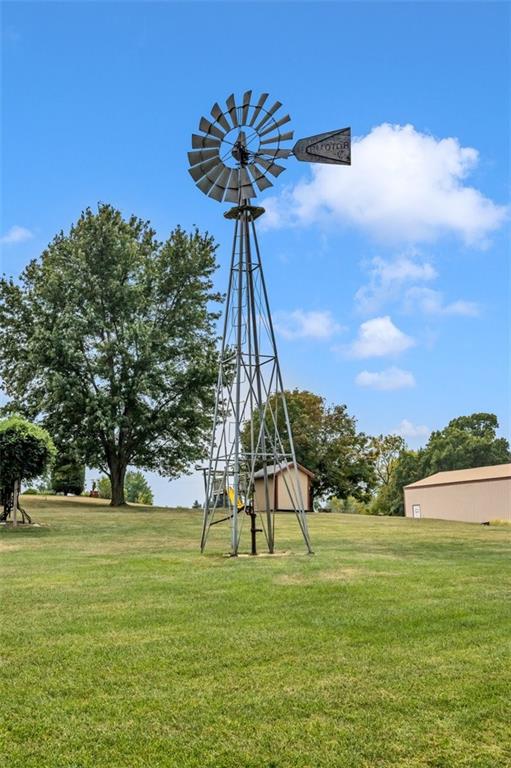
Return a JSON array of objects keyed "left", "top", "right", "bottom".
[{"left": 1, "top": 496, "right": 510, "bottom": 768}]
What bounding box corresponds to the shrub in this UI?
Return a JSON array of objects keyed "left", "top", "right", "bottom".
[
  {"left": 97, "top": 477, "right": 111, "bottom": 499},
  {"left": 0, "top": 416, "right": 56, "bottom": 488},
  {"left": 0, "top": 416, "right": 56, "bottom": 522},
  {"left": 94, "top": 473, "right": 153, "bottom": 504},
  {"left": 125, "top": 471, "right": 153, "bottom": 505},
  {"left": 323, "top": 496, "right": 369, "bottom": 514}
]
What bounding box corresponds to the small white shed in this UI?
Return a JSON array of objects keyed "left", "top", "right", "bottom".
[{"left": 253, "top": 462, "right": 314, "bottom": 513}]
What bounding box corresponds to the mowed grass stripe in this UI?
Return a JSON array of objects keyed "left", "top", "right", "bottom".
[{"left": 1, "top": 496, "right": 510, "bottom": 768}]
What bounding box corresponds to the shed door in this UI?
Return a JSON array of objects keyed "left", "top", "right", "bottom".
[{"left": 412, "top": 504, "right": 421, "bottom": 519}]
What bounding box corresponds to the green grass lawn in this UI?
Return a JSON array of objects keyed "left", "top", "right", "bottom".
[{"left": 1, "top": 496, "right": 510, "bottom": 768}]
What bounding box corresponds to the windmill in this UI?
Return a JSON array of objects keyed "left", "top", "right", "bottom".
[{"left": 189, "top": 91, "right": 350, "bottom": 556}]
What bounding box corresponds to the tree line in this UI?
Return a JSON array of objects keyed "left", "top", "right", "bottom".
[
  {"left": 242, "top": 391, "right": 510, "bottom": 515},
  {"left": 1, "top": 205, "right": 509, "bottom": 518}
]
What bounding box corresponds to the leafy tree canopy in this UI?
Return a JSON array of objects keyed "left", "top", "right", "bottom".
[
  {"left": 0, "top": 204, "right": 221, "bottom": 506},
  {"left": 51, "top": 451, "right": 85, "bottom": 495},
  {"left": 0, "top": 416, "right": 56, "bottom": 522},
  {"left": 242, "top": 389, "right": 375, "bottom": 501},
  {"left": 0, "top": 416, "right": 56, "bottom": 488},
  {"left": 96, "top": 476, "right": 112, "bottom": 500},
  {"left": 368, "top": 433, "right": 406, "bottom": 486},
  {"left": 94, "top": 472, "right": 153, "bottom": 505},
  {"left": 125, "top": 471, "right": 153, "bottom": 505},
  {"left": 422, "top": 412, "right": 510, "bottom": 476}
]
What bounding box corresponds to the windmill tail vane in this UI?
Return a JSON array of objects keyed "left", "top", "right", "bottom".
[{"left": 189, "top": 91, "right": 350, "bottom": 555}]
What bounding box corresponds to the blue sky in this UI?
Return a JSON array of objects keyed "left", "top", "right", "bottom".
[{"left": 2, "top": 1, "right": 510, "bottom": 506}]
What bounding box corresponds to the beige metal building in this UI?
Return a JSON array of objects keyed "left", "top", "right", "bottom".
[
  {"left": 404, "top": 463, "right": 511, "bottom": 523},
  {"left": 253, "top": 462, "right": 314, "bottom": 513}
]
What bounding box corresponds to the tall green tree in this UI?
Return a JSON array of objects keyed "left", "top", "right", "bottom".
[
  {"left": 370, "top": 449, "right": 425, "bottom": 516},
  {"left": 368, "top": 433, "right": 406, "bottom": 516},
  {"left": 51, "top": 450, "right": 85, "bottom": 495},
  {"left": 124, "top": 471, "right": 153, "bottom": 505},
  {"left": 422, "top": 413, "right": 510, "bottom": 475},
  {"left": 242, "top": 389, "right": 375, "bottom": 500},
  {"left": 369, "top": 434, "right": 406, "bottom": 486},
  {"left": 96, "top": 476, "right": 111, "bottom": 500},
  {"left": 0, "top": 416, "right": 56, "bottom": 523},
  {"left": 0, "top": 205, "right": 221, "bottom": 506}
]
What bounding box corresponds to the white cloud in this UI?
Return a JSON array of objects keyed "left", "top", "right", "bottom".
[
  {"left": 355, "top": 252, "right": 437, "bottom": 314},
  {"left": 275, "top": 309, "right": 342, "bottom": 340},
  {"left": 355, "top": 367, "right": 416, "bottom": 391},
  {"left": 356, "top": 252, "right": 479, "bottom": 318},
  {"left": 394, "top": 419, "right": 430, "bottom": 439},
  {"left": 0, "top": 225, "right": 33, "bottom": 245},
  {"left": 263, "top": 123, "right": 507, "bottom": 245},
  {"left": 403, "top": 287, "right": 479, "bottom": 317},
  {"left": 370, "top": 255, "right": 437, "bottom": 284},
  {"left": 347, "top": 316, "right": 415, "bottom": 358}
]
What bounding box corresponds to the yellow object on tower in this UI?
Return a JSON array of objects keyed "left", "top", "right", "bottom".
[{"left": 227, "top": 486, "right": 244, "bottom": 510}]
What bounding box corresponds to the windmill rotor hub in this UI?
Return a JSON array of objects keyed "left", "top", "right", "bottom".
[
  {"left": 231, "top": 132, "right": 251, "bottom": 166},
  {"left": 188, "top": 91, "right": 293, "bottom": 203}
]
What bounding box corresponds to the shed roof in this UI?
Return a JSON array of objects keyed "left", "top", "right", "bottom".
[
  {"left": 253, "top": 462, "right": 314, "bottom": 480},
  {"left": 404, "top": 463, "right": 511, "bottom": 489}
]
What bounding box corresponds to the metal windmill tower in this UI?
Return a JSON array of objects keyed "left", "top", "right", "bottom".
[{"left": 188, "top": 91, "right": 350, "bottom": 556}]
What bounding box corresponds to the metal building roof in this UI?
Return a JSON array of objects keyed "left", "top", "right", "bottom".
[
  {"left": 253, "top": 462, "right": 314, "bottom": 480},
  {"left": 404, "top": 463, "right": 511, "bottom": 489}
]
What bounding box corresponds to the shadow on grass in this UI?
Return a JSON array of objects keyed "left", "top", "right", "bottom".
[{"left": 0, "top": 523, "right": 52, "bottom": 538}]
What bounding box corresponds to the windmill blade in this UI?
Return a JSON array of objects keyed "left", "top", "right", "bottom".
[
  {"left": 258, "top": 114, "right": 291, "bottom": 138},
  {"left": 247, "top": 164, "right": 273, "bottom": 192},
  {"left": 199, "top": 117, "right": 225, "bottom": 140},
  {"left": 241, "top": 90, "right": 252, "bottom": 124},
  {"left": 196, "top": 162, "right": 227, "bottom": 196},
  {"left": 226, "top": 94, "right": 239, "bottom": 128},
  {"left": 211, "top": 103, "right": 231, "bottom": 133},
  {"left": 254, "top": 156, "right": 286, "bottom": 178},
  {"left": 260, "top": 130, "right": 294, "bottom": 146},
  {"left": 224, "top": 188, "right": 240, "bottom": 203},
  {"left": 255, "top": 148, "right": 292, "bottom": 160},
  {"left": 192, "top": 133, "right": 221, "bottom": 150},
  {"left": 224, "top": 169, "right": 241, "bottom": 203},
  {"left": 188, "top": 156, "right": 222, "bottom": 182},
  {"left": 248, "top": 93, "right": 269, "bottom": 126},
  {"left": 254, "top": 100, "right": 282, "bottom": 132},
  {"left": 188, "top": 148, "right": 220, "bottom": 167},
  {"left": 239, "top": 167, "right": 256, "bottom": 199},
  {"left": 208, "top": 166, "right": 232, "bottom": 201},
  {"left": 239, "top": 184, "right": 255, "bottom": 200},
  {"left": 202, "top": 161, "right": 228, "bottom": 186},
  {"left": 208, "top": 183, "right": 226, "bottom": 203},
  {"left": 197, "top": 175, "right": 218, "bottom": 197}
]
